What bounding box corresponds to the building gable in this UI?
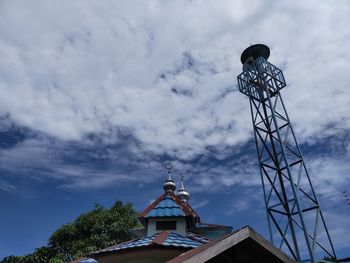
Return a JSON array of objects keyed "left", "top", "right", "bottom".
[
  {"left": 139, "top": 192, "right": 200, "bottom": 234},
  {"left": 145, "top": 196, "right": 186, "bottom": 217},
  {"left": 166, "top": 226, "right": 295, "bottom": 263}
]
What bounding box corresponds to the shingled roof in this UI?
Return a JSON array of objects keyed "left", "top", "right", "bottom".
[
  {"left": 139, "top": 191, "right": 200, "bottom": 223},
  {"left": 145, "top": 196, "right": 186, "bottom": 217},
  {"left": 166, "top": 226, "right": 295, "bottom": 263},
  {"left": 90, "top": 231, "right": 210, "bottom": 257}
]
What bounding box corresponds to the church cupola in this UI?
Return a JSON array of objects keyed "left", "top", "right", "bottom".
[
  {"left": 176, "top": 174, "right": 190, "bottom": 202},
  {"left": 163, "top": 163, "right": 176, "bottom": 193},
  {"left": 138, "top": 163, "right": 201, "bottom": 237}
]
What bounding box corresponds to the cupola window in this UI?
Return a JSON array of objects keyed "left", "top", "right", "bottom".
[{"left": 156, "top": 221, "right": 176, "bottom": 231}]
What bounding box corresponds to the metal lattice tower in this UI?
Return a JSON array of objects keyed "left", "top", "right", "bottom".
[{"left": 237, "top": 44, "right": 336, "bottom": 262}]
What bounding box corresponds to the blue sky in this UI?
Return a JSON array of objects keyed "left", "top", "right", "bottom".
[{"left": 0, "top": 0, "right": 350, "bottom": 260}]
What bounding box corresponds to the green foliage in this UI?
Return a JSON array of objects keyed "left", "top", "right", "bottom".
[
  {"left": 48, "top": 258, "right": 64, "bottom": 263},
  {"left": 0, "top": 256, "right": 18, "bottom": 263},
  {"left": 0, "top": 255, "right": 34, "bottom": 263},
  {"left": 1, "top": 201, "right": 140, "bottom": 263}
]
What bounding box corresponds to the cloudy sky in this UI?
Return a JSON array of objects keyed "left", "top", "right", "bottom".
[{"left": 0, "top": 0, "right": 350, "bottom": 260}]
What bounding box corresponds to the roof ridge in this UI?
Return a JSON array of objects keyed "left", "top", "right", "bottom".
[
  {"left": 152, "top": 231, "right": 169, "bottom": 245},
  {"left": 155, "top": 198, "right": 181, "bottom": 207},
  {"left": 90, "top": 231, "right": 206, "bottom": 257},
  {"left": 139, "top": 192, "right": 200, "bottom": 220},
  {"left": 166, "top": 232, "right": 209, "bottom": 244},
  {"left": 166, "top": 227, "right": 295, "bottom": 263},
  {"left": 91, "top": 232, "right": 160, "bottom": 255},
  {"left": 168, "top": 192, "right": 199, "bottom": 219},
  {"left": 185, "top": 232, "right": 211, "bottom": 243},
  {"left": 139, "top": 192, "right": 167, "bottom": 217}
]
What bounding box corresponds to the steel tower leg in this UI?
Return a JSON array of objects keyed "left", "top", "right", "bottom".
[{"left": 237, "top": 46, "right": 336, "bottom": 262}]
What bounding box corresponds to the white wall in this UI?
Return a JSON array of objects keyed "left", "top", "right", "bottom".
[{"left": 147, "top": 217, "right": 186, "bottom": 236}]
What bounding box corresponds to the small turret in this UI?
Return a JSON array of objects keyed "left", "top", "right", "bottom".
[
  {"left": 176, "top": 174, "right": 190, "bottom": 202},
  {"left": 163, "top": 163, "right": 176, "bottom": 193}
]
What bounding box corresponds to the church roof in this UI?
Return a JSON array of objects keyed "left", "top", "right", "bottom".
[
  {"left": 91, "top": 231, "right": 210, "bottom": 257},
  {"left": 139, "top": 191, "right": 200, "bottom": 222},
  {"left": 166, "top": 226, "right": 295, "bottom": 263},
  {"left": 145, "top": 196, "right": 185, "bottom": 217}
]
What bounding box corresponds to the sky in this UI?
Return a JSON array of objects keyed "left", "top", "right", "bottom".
[{"left": 0, "top": 0, "right": 350, "bottom": 260}]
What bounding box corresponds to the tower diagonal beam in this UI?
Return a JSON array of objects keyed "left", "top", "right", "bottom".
[{"left": 237, "top": 44, "right": 337, "bottom": 262}]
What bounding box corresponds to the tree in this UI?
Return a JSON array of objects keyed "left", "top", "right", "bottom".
[
  {"left": 0, "top": 256, "right": 18, "bottom": 263},
  {"left": 1, "top": 201, "right": 141, "bottom": 262},
  {"left": 49, "top": 201, "right": 140, "bottom": 260},
  {"left": 48, "top": 258, "right": 64, "bottom": 263},
  {"left": 49, "top": 258, "right": 64, "bottom": 263},
  {"left": 0, "top": 255, "right": 34, "bottom": 263}
]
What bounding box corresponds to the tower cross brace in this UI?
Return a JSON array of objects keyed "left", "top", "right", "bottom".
[{"left": 237, "top": 44, "right": 336, "bottom": 262}]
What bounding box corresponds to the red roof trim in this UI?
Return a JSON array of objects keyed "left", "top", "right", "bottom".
[
  {"left": 138, "top": 192, "right": 200, "bottom": 221},
  {"left": 139, "top": 192, "right": 167, "bottom": 217},
  {"left": 182, "top": 202, "right": 200, "bottom": 221},
  {"left": 165, "top": 232, "right": 235, "bottom": 263},
  {"left": 152, "top": 231, "right": 169, "bottom": 245},
  {"left": 168, "top": 192, "right": 200, "bottom": 220},
  {"left": 166, "top": 239, "right": 219, "bottom": 263},
  {"left": 168, "top": 193, "right": 193, "bottom": 216},
  {"left": 166, "top": 226, "right": 295, "bottom": 263}
]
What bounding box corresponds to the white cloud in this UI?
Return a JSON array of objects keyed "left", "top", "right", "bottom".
[
  {"left": 323, "top": 210, "right": 350, "bottom": 251},
  {"left": 191, "top": 199, "right": 209, "bottom": 209},
  {"left": 0, "top": 180, "right": 17, "bottom": 193},
  {"left": 0, "top": 0, "right": 350, "bottom": 255},
  {"left": 307, "top": 155, "right": 350, "bottom": 202},
  {"left": 0, "top": 136, "right": 162, "bottom": 189},
  {"left": 1, "top": 0, "right": 349, "bottom": 159},
  {"left": 225, "top": 200, "right": 250, "bottom": 215}
]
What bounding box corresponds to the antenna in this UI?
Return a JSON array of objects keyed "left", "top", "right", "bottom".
[{"left": 237, "top": 44, "right": 336, "bottom": 262}]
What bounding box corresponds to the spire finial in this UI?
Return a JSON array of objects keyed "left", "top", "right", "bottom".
[
  {"left": 179, "top": 173, "right": 185, "bottom": 190},
  {"left": 163, "top": 162, "right": 176, "bottom": 193},
  {"left": 166, "top": 162, "right": 173, "bottom": 180},
  {"left": 176, "top": 173, "right": 190, "bottom": 202}
]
